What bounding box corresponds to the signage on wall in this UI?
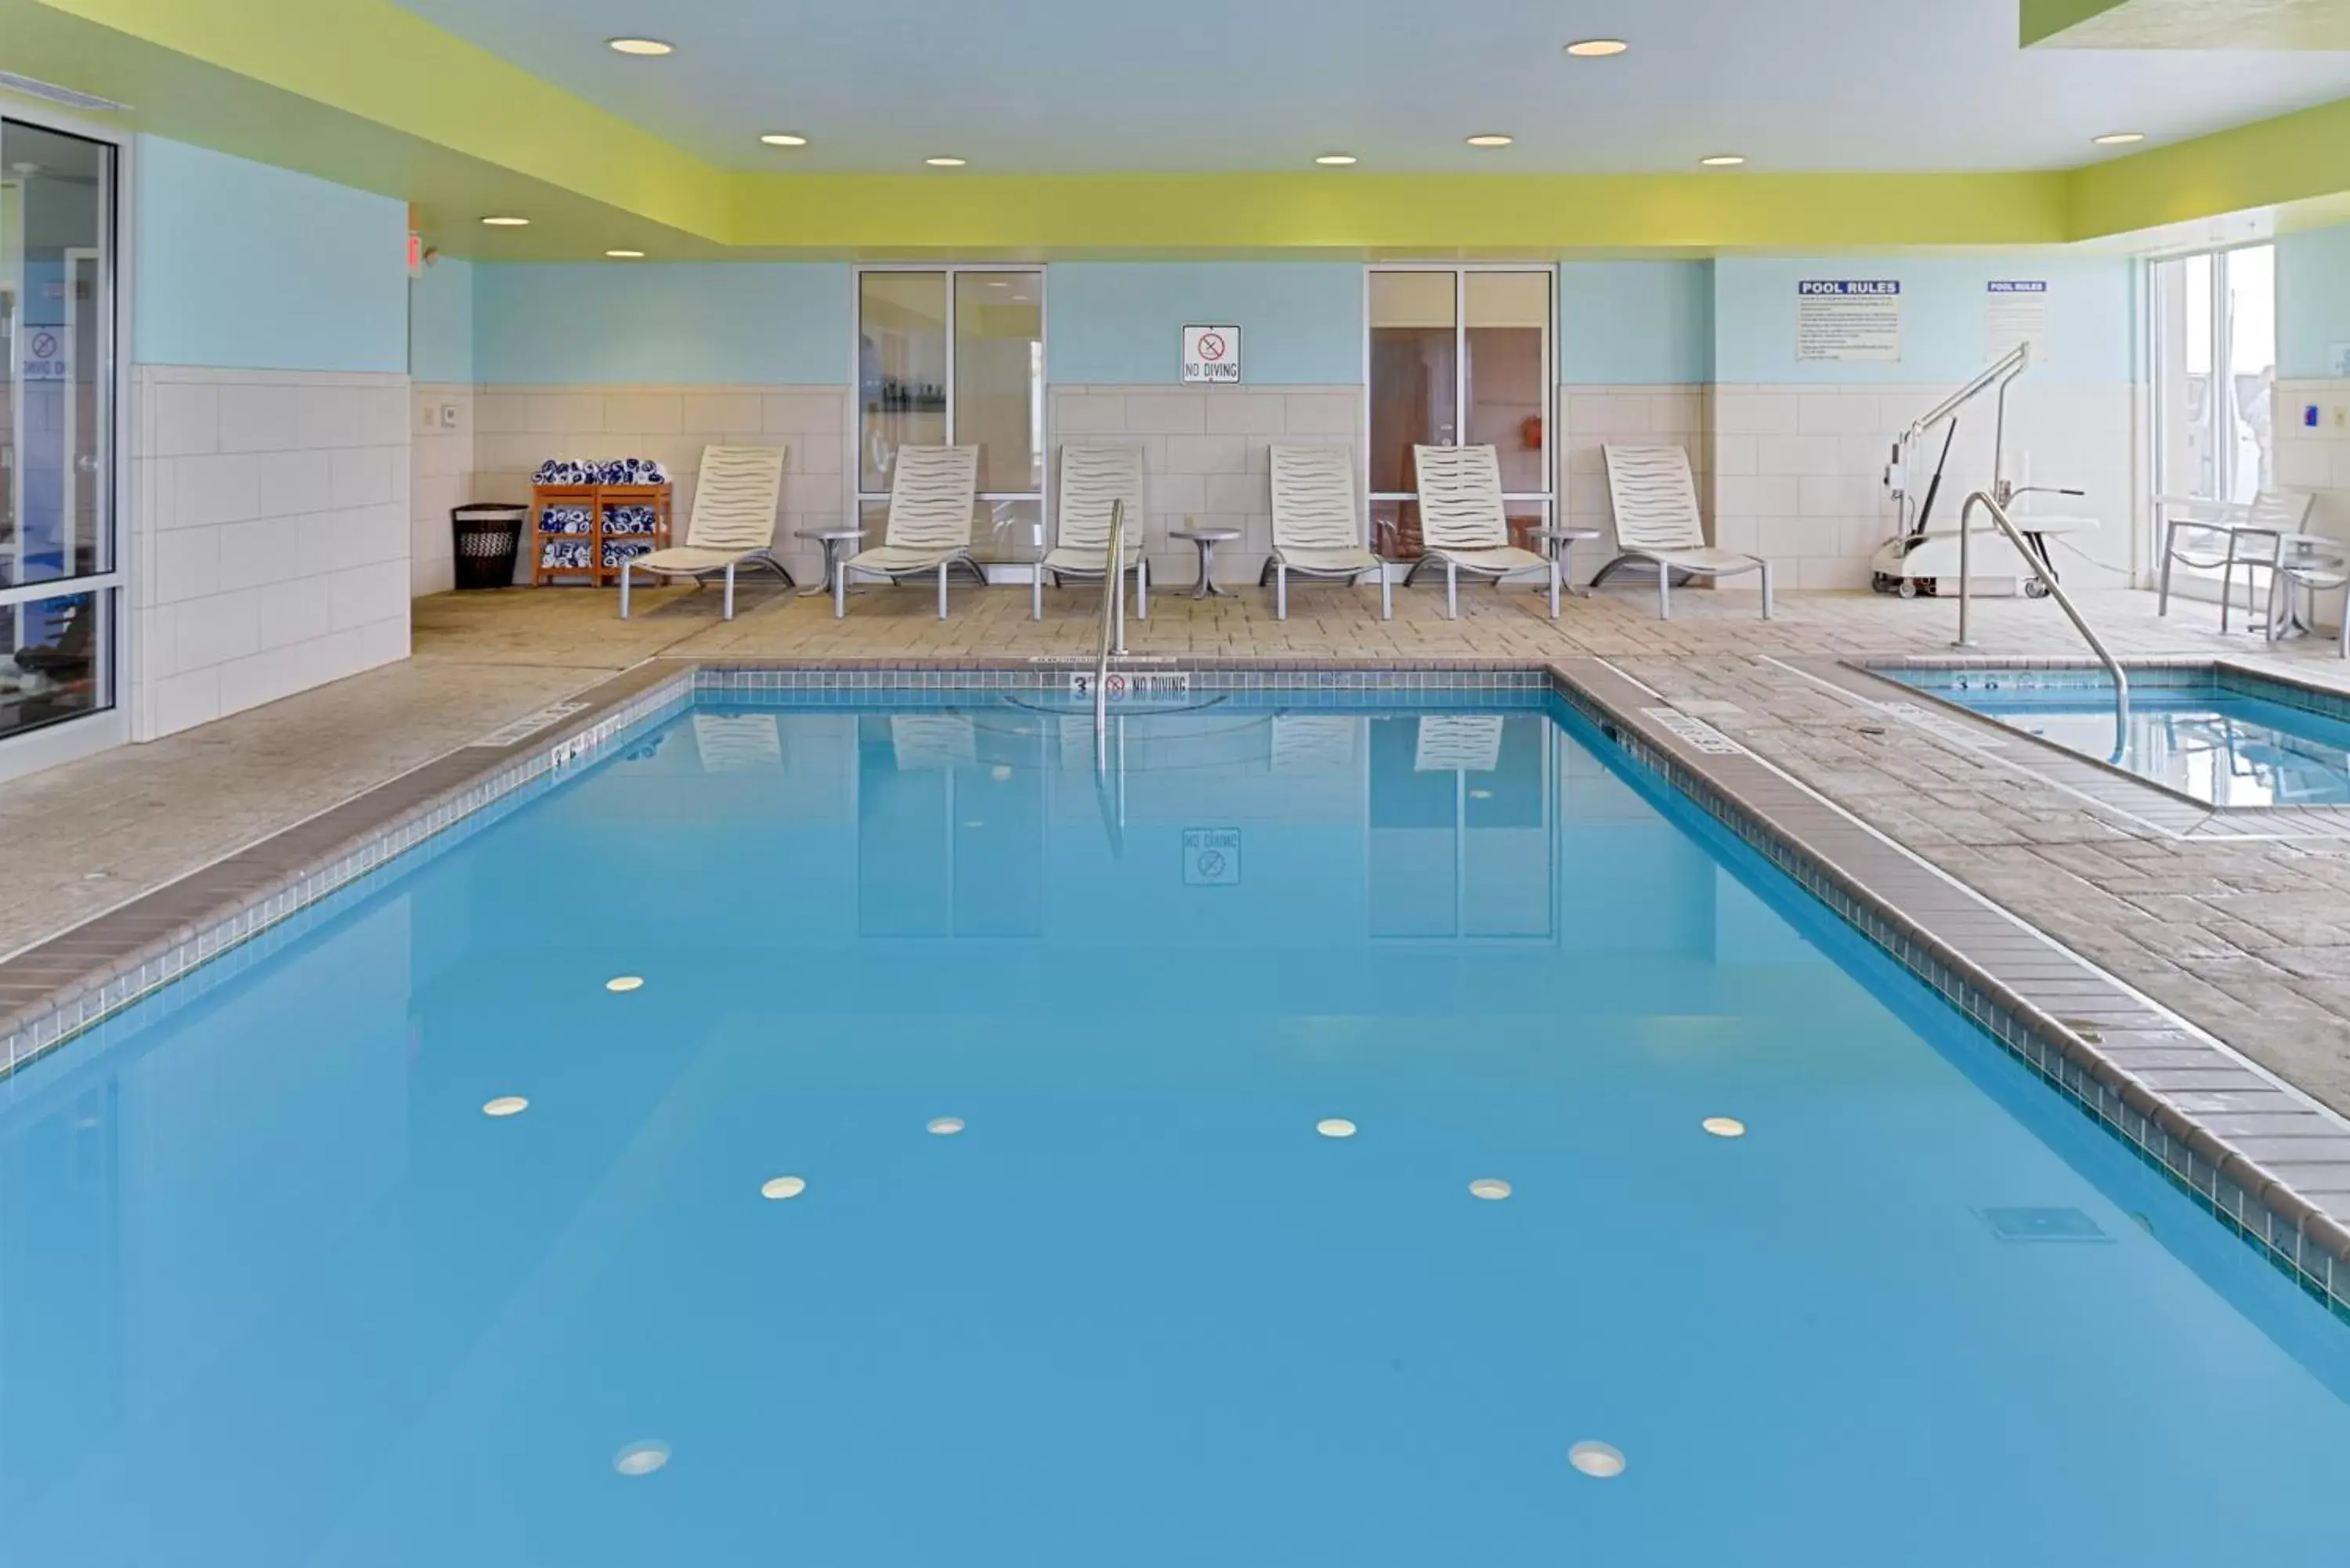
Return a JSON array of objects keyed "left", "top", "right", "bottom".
[
  {"left": 1181, "top": 324, "right": 1242, "bottom": 384},
  {"left": 1986, "top": 280, "right": 2050, "bottom": 363},
  {"left": 1796, "top": 280, "right": 1900, "bottom": 363},
  {"left": 20, "top": 328, "right": 67, "bottom": 381},
  {"left": 1183, "top": 827, "right": 1242, "bottom": 886}
]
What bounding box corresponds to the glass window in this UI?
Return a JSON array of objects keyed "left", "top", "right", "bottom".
[
  {"left": 856, "top": 268, "right": 1044, "bottom": 565},
  {"left": 2152, "top": 244, "right": 2273, "bottom": 508},
  {"left": 1368, "top": 269, "right": 1553, "bottom": 559},
  {"left": 2, "top": 117, "right": 117, "bottom": 748}
]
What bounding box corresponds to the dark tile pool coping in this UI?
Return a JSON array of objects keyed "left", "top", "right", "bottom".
[
  {"left": 2, "top": 653, "right": 2346, "bottom": 1321},
  {"left": 1835, "top": 655, "right": 2350, "bottom": 839}
]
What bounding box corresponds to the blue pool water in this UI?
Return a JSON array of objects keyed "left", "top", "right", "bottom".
[
  {"left": 1883, "top": 666, "right": 2350, "bottom": 807},
  {"left": 4, "top": 692, "right": 2348, "bottom": 1567}
]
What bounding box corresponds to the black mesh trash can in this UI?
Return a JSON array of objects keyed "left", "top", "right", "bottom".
[{"left": 451, "top": 504, "right": 527, "bottom": 589}]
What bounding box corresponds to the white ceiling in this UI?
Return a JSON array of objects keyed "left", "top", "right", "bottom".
[{"left": 390, "top": 0, "right": 2350, "bottom": 173}]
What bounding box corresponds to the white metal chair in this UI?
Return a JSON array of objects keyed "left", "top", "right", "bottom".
[
  {"left": 836, "top": 445, "right": 982, "bottom": 620},
  {"left": 616, "top": 445, "right": 791, "bottom": 620},
  {"left": 1405, "top": 444, "right": 1560, "bottom": 620},
  {"left": 2157, "top": 491, "right": 2315, "bottom": 632},
  {"left": 1034, "top": 445, "right": 1149, "bottom": 622},
  {"left": 1598, "top": 445, "right": 1773, "bottom": 620},
  {"left": 1263, "top": 444, "right": 1390, "bottom": 621}
]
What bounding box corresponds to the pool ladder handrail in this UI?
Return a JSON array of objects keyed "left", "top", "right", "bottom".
[
  {"left": 1954, "top": 487, "right": 2131, "bottom": 762},
  {"left": 1092, "top": 498, "right": 1128, "bottom": 768}
]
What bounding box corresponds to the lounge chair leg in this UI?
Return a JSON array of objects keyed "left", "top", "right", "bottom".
[
  {"left": 1032, "top": 564, "right": 1043, "bottom": 621},
  {"left": 834, "top": 563, "right": 848, "bottom": 620},
  {"left": 1549, "top": 558, "right": 1560, "bottom": 621},
  {"left": 1658, "top": 565, "right": 1672, "bottom": 620},
  {"left": 1759, "top": 561, "right": 1774, "bottom": 620},
  {"left": 619, "top": 560, "right": 632, "bottom": 620},
  {"left": 938, "top": 561, "right": 949, "bottom": 620},
  {"left": 1446, "top": 561, "right": 1458, "bottom": 620},
  {"left": 1379, "top": 564, "right": 1392, "bottom": 621},
  {"left": 723, "top": 563, "right": 736, "bottom": 620},
  {"left": 2219, "top": 557, "right": 2235, "bottom": 634}
]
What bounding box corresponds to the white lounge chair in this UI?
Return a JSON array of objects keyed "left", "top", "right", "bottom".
[
  {"left": 1406, "top": 444, "right": 1560, "bottom": 620},
  {"left": 616, "top": 445, "right": 791, "bottom": 620},
  {"left": 1264, "top": 444, "right": 1390, "bottom": 621},
  {"left": 1599, "top": 445, "right": 1773, "bottom": 620},
  {"left": 1035, "top": 445, "right": 1149, "bottom": 623},
  {"left": 836, "top": 444, "right": 982, "bottom": 620}
]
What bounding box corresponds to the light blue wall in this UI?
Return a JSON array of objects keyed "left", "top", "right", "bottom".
[
  {"left": 132, "top": 137, "right": 410, "bottom": 373},
  {"left": 1712, "top": 255, "right": 2135, "bottom": 385},
  {"left": 1047, "top": 263, "right": 1364, "bottom": 385},
  {"left": 2277, "top": 225, "right": 2350, "bottom": 380},
  {"left": 472, "top": 263, "right": 853, "bottom": 384},
  {"left": 408, "top": 257, "right": 475, "bottom": 383},
  {"left": 1560, "top": 261, "right": 1714, "bottom": 384}
]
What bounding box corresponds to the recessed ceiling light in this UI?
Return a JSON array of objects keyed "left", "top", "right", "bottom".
[
  {"left": 1568, "top": 1440, "right": 1625, "bottom": 1478},
  {"left": 1469, "top": 1177, "right": 1513, "bottom": 1201},
  {"left": 606, "top": 975, "right": 645, "bottom": 992},
  {"left": 927, "top": 1117, "right": 966, "bottom": 1136},
  {"left": 606, "top": 38, "right": 673, "bottom": 56},
  {"left": 1564, "top": 38, "right": 1629, "bottom": 56},
  {"left": 760, "top": 132, "right": 809, "bottom": 147},
  {"left": 761, "top": 1176, "right": 808, "bottom": 1200},
  {"left": 1314, "top": 154, "right": 1358, "bottom": 166},
  {"left": 1702, "top": 1116, "right": 1747, "bottom": 1138},
  {"left": 483, "top": 1096, "right": 529, "bottom": 1118},
  {"left": 1317, "top": 1118, "right": 1358, "bottom": 1139},
  {"left": 606, "top": 249, "right": 645, "bottom": 258},
  {"left": 613, "top": 1440, "right": 671, "bottom": 1476},
  {"left": 1465, "top": 134, "right": 1514, "bottom": 148},
  {"left": 1699, "top": 154, "right": 1747, "bottom": 168},
  {"left": 2092, "top": 131, "right": 2145, "bottom": 146},
  {"left": 479, "top": 215, "right": 530, "bottom": 226},
  {"left": 925, "top": 156, "right": 967, "bottom": 168}
]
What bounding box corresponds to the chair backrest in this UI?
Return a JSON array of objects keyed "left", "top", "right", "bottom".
[
  {"left": 1269, "top": 445, "right": 1361, "bottom": 551},
  {"left": 1412, "top": 445, "right": 1510, "bottom": 551},
  {"left": 1603, "top": 446, "right": 1707, "bottom": 551},
  {"left": 685, "top": 446, "right": 786, "bottom": 552},
  {"left": 2247, "top": 490, "right": 2316, "bottom": 533},
  {"left": 885, "top": 445, "right": 980, "bottom": 551},
  {"left": 1056, "top": 445, "right": 1148, "bottom": 555}
]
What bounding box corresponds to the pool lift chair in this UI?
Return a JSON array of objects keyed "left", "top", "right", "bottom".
[
  {"left": 617, "top": 445, "right": 794, "bottom": 620},
  {"left": 836, "top": 445, "right": 985, "bottom": 619},
  {"left": 1404, "top": 444, "right": 1561, "bottom": 620},
  {"left": 1595, "top": 445, "right": 1772, "bottom": 619},
  {"left": 1870, "top": 342, "right": 2096, "bottom": 600}
]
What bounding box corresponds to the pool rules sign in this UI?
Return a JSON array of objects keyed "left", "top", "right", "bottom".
[{"left": 1181, "top": 325, "right": 1242, "bottom": 384}]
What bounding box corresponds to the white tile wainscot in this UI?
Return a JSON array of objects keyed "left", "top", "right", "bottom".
[
  {"left": 470, "top": 384, "right": 851, "bottom": 585},
  {"left": 1710, "top": 381, "right": 2137, "bottom": 593},
  {"left": 410, "top": 383, "right": 478, "bottom": 597},
  {"left": 2273, "top": 379, "right": 2350, "bottom": 635},
  {"left": 1047, "top": 385, "right": 1363, "bottom": 587},
  {"left": 130, "top": 366, "right": 412, "bottom": 740}
]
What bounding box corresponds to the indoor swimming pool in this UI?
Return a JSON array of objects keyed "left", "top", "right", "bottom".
[
  {"left": 2, "top": 689, "right": 2347, "bottom": 1567},
  {"left": 1882, "top": 665, "right": 2350, "bottom": 808}
]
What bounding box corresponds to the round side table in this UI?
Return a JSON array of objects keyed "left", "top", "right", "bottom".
[
  {"left": 1170, "top": 528, "right": 1242, "bottom": 599},
  {"left": 797, "top": 526, "right": 867, "bottom": 597},
  {"left": 1531, "top": 526, "right": 1602, "bottom": 597}
]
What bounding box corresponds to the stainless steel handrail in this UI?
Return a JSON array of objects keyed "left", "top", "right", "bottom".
[
  {"left": 1954, "top": 489, "right": 2131, "bottom": 761},
  {"left": 1092, "top": 499, "right": 1127, "bottom": 765}
]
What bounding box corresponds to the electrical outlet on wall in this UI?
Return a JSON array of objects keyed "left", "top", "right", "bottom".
[{"left": 438, "top": 404, "right": 461, "bottom": 430}]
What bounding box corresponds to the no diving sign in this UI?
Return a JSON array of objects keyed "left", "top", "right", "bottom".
[
  {"left": 1181, "top": 325, "right": 1241, "bottom": 385},
  {"left": 1183, "top": 826, "right": 1242, "bottom": 885}
]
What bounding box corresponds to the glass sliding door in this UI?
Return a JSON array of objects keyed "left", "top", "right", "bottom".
[
  {"left": 1368, "top": 267, "right": 1553, "bottom": 560},
  {"left": 1, "top": 117, "right": 117, "bottom": 750},
  {"left": 856, "top": 267, "right": 1044, "bottom": 566},
  {"left": 2152, "top": 244, "right": 2276, "bottom": 508}
]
